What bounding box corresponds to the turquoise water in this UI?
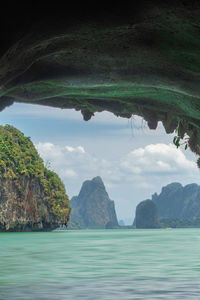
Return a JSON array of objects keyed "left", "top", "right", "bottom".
[{"left": 1, "top": 229, "right": 200, "bottom": 299}]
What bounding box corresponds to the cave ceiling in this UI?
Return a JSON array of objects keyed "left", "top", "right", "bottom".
[{"left": 0, "top": 1, "right": 200, "bottom": 155}]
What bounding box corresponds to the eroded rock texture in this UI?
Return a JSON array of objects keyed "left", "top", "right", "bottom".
[{"left": 0, "top": 1, "right": 200, "bottom": 154}]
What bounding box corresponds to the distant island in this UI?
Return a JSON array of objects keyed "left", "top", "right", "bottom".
[
  {"left": 135, "top": 200, "right": 159, "bottom": 229},
  {"left": 135, "top": 182, "right": 200, "bottom": 228},
  {"left": 68, "top": 176, "right": 119, "bottom": 229}
]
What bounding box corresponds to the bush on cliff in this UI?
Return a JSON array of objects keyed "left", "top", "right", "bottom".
[{"left": 0, "top": 125, "right": 70, "bottom": 231}]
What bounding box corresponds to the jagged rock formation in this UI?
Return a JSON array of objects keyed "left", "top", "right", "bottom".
[
  {"left": 0, "top": 125, "right": 70, "bottom": 231},
  {"left": 68, "top": 176, "right": 119, "bottom": 229},
  {"left": 135, "top": 199, "right": 159, "bottom": 229},
  {"left": 0, "top": 1, "right": 200, "bottom": 158},
  {"left": 152, "top": 182, "right": 200, "bottom": 219}
]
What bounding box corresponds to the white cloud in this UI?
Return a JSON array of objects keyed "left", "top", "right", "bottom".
[
  {"left": 36, "top": 142, "right": 198, "bottom": 192},
  {"left": 157, "top": 161, "right": 172, "bottom": 171},
  {"left": 120, "top": 143, "right": 197, "bottom": 176},
  {"left": 65, "top": 146, "right": 85, "bottom": 153}
]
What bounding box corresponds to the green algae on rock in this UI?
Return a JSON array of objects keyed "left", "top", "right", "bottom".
[
  {"left": 0, "top": 125, "right": 70, "bottom": 231},
  {"left": 0, "top": 2, "right": 200, "bottom": 158}
]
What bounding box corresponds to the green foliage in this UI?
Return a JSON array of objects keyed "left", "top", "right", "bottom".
[
  {"left": 173, "top": 122, "right": 189, "bottom": 150},
  {"left": 0, "top": 124, "right": 70, "bottom": 221},
  {"left": 173, "top": 135, "right": 189, "bottom": 149},
  {"left": 42, "top": 168, "right": 70, "bottom": 220},
  {"left": 173, "top": 136, "right": 181, "bottom": 148},
  {"left": 0, "top": 125, "right": 44, "bottom": 178}
]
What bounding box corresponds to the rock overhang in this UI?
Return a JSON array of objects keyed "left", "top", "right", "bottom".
[{"left": 0, "top": 1, "right": 200, "bottom": 156}]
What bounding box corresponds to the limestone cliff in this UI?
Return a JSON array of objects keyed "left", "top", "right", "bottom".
[
  {"left": 135, "top": 199, "right": 159, "bottom": 229},
  {"left": 152, "top": 182, "right": 200, "bottom": 219},
  {"left": 68, "top": 176, "right": 119, "bottom": 229},
  {"left": 0, "top": 125, "right": 70, "bottom": 231}
]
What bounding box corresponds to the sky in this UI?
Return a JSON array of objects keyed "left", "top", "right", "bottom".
[{"left": 1, "top": 103, "right": 200, "bottom": 224}]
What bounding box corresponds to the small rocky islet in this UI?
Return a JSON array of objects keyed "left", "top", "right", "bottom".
[
  {"left": 68, "top": 176, "right": 119, "bottom": 229},
  {"left": 134, "top": 200, "right": 159, "bottom": 229}
]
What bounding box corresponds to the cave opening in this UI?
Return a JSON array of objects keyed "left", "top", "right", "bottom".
[
  {"left": 1, "top": 2, "right": 200, "bottom": 298},
  {"left": 1, "top": 102, "right": 199, "bottom": 226}
]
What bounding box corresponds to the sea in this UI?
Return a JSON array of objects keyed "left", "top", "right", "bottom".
[{"left": 0, "top": 229, "right": 200, "bottom": 299}]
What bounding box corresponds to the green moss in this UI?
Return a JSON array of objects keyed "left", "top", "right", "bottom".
[
  {"left": 0, "top": 124, "right": 70, "bottom": 221},
  {"left": 42, "top": 168, "right": 71, "bottom": 220}
]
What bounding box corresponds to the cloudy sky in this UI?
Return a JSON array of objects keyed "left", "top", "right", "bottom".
[{"left": 1, "top": 103, "right": 200, "bottom": 224}]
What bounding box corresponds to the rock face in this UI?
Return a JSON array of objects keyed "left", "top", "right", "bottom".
[
  {"left": 135, "top": 200, "right": 159, "bottom": 229},
  {"left": 0, "top": 125, "right": 70, "bottom": 231},
  {"left": 69, "top": 177, "right": 118, "bottom": 229},
  {"left": 152, "top": 182, "right": 200, "bottom": 219}
]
